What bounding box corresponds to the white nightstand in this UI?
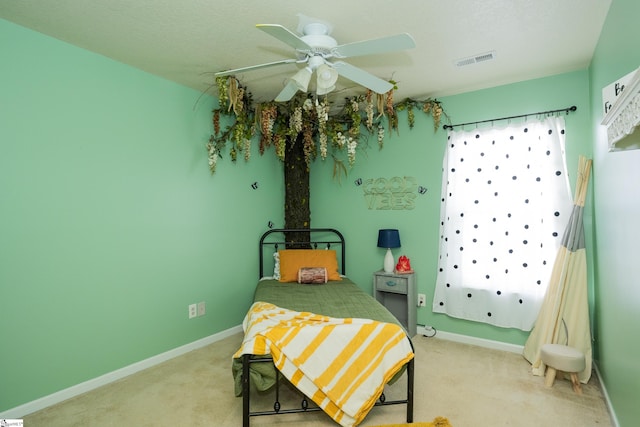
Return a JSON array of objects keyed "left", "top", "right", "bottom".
[{"left": 373, "top": 270, "right": 417, "bottom": 337}]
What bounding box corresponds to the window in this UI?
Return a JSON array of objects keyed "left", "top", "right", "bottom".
[{"left": 432, "top": 117, "right": 572, "bottom": 331}]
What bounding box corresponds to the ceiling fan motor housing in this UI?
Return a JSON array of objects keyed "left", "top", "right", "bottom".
[
  {"left": 301, "top": 35, "right": 337, "bottom": 53},
  {"left": 301, "top": 23, "right": 337, "bottom": 54}
]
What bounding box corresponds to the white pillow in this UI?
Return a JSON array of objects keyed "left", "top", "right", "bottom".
[{"left": 273, "top": 252, "right": 280, "bottom": 280}]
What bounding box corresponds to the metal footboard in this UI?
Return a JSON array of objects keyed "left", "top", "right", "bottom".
[{"left": 241, "top": 354, "right": 414, "bottom": 426}]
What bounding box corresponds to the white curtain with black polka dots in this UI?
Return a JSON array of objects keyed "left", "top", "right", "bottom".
[{"left": 432, "top": 117, "right": 572, "bottom": 331}]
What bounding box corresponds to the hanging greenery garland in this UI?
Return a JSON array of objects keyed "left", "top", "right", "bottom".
[{"left": 207, "top": 76, "right": 449, "bottom": 179}]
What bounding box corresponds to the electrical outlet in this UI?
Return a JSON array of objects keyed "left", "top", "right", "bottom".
[
  {"left": 197, "top": 301, "right": 206, "bottom": 316},
  {"left": 417, "top": 293, "right": 426, "bottom": 307},
  {"left": 188, "top": 303, "right": 197, "bottom": 319}
]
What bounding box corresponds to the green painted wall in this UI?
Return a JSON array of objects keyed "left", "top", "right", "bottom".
[
  {"left": 588, "top": 0, "right": 640, "bottom": 425},
  {"left": 311, "top": 69, "right": 593, "bottom": 347},
  {"left": 0, "top": 19, "right": 283, "bottom": 412},
  {"left": 4, "top": 2, "right": 638, "bottom": 423}
]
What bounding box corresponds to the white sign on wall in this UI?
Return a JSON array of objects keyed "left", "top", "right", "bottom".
[
  {"left": 601, "top": 67, "right": 640, "bottom": 151},
  {"left": 602, "top": 68, "right": 637, "bottom": 117}
]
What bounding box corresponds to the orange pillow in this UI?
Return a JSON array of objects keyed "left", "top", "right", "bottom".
[{"left": 278, "top": 249, "right": 342, "bottom": 282}]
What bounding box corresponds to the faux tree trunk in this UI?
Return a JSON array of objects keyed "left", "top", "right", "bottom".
[{"left": 284, "top": 134, "right": 311, "bottom": 247}]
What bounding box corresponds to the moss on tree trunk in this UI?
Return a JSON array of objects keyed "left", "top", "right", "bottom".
[{"left": 284, "top": 134, "right": 311, "bottom": 247}]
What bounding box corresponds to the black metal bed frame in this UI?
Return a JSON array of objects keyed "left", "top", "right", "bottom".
[{"left": 241, "top": 228, "right": 414, "bottom": 427}]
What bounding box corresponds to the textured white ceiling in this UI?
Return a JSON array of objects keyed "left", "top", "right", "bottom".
[{"left": 0, "top": 0, "right": 612, "bottom": 103}]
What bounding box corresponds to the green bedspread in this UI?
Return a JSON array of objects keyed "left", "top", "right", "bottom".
[{"left": 232, "top": 278, "right": 409, "bottom": 396}]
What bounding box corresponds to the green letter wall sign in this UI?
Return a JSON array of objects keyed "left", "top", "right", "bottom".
[{"left": 362, "top": 176, "right": 417, "bottom": 210}]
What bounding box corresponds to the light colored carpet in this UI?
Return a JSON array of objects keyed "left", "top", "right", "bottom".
[
  {"left": 369, "top": 416, "right": 452, "bottom": 427},
  {"left": 23, "top": 333, "right": 612, "bottom": 426}
]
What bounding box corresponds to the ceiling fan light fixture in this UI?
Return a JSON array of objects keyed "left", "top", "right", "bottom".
[
  {"left": 317, "top": 64, "right": 339, "bottom": 90},
  {"left": 289, "top": 67, "right": 312, "bottom": 92}
]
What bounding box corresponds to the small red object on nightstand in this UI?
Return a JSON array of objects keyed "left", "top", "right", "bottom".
[{"left": 395, "top": 255, "right": 413, "bottom": 274}]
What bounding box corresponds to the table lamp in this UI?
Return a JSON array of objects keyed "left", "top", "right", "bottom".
[{"left": 377, "top": 229, "right": 401, "bottom": 273}]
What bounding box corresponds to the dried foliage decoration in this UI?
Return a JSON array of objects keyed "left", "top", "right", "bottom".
[{"left": 207, "top": 75, "right": 450, "bottom": 177}]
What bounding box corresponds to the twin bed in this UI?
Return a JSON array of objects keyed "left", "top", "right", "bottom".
[{"left": 232, "top": 228, "right": 415, "bottom": 427}]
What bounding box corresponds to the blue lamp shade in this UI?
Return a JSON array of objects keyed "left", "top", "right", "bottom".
[
  {"left": 377, "top": 229, "right": 401, "bottom": 249},
  {"left": 377, "top": 229, "right": 401, "bottom": 273}
]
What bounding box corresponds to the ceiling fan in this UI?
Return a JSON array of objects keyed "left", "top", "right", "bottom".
[{"left": 215, "top": 14, "right": 416, "bottom": 102}]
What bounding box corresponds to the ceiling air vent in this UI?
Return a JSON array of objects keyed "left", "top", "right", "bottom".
[{"left": 455, "top": 51, "right": 496, "bottom": 67}]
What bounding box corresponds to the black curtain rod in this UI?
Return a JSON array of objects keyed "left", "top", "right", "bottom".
[{"left": 442, "top": 105, "right": 577, "bottom": 130}]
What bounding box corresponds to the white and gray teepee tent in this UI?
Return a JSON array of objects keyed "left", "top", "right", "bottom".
[{"left": 523, "top": 155, "right": 593, "bottom": 383}]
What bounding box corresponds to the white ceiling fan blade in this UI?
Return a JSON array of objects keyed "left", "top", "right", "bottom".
[
  {"left": 214, "top": 59, "right": 299, "bottom": 77},
  {"left": 256, "top": 24, "right": 312, "bottom": 52},
  {"left": 332, "top": 61, "right": 393, "bottom": 94},
  {"left": 274, "top": 80, "right": 300, "bottom": 102},
  {"left": 333, "top": 33, "right": 416, "bottom": 58}
]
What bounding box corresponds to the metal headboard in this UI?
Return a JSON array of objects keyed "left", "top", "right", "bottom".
[{"left": 259, "top": 228, "right": 346, "bottom": 279}]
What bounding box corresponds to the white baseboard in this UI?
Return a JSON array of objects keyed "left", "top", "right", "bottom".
[
  {"left": 416, "top": 325, "right": 524, "bottom": 354},
  {"left": 593, "top": 362, "right": 620, "bottom": 427},
  {"left": 0, "top": 325, "right": 243, "bottom": 419}
]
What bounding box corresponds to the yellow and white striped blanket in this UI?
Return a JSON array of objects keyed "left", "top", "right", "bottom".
[{"left": 234, "top": 302, "right": 414, "bottom": 427}]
